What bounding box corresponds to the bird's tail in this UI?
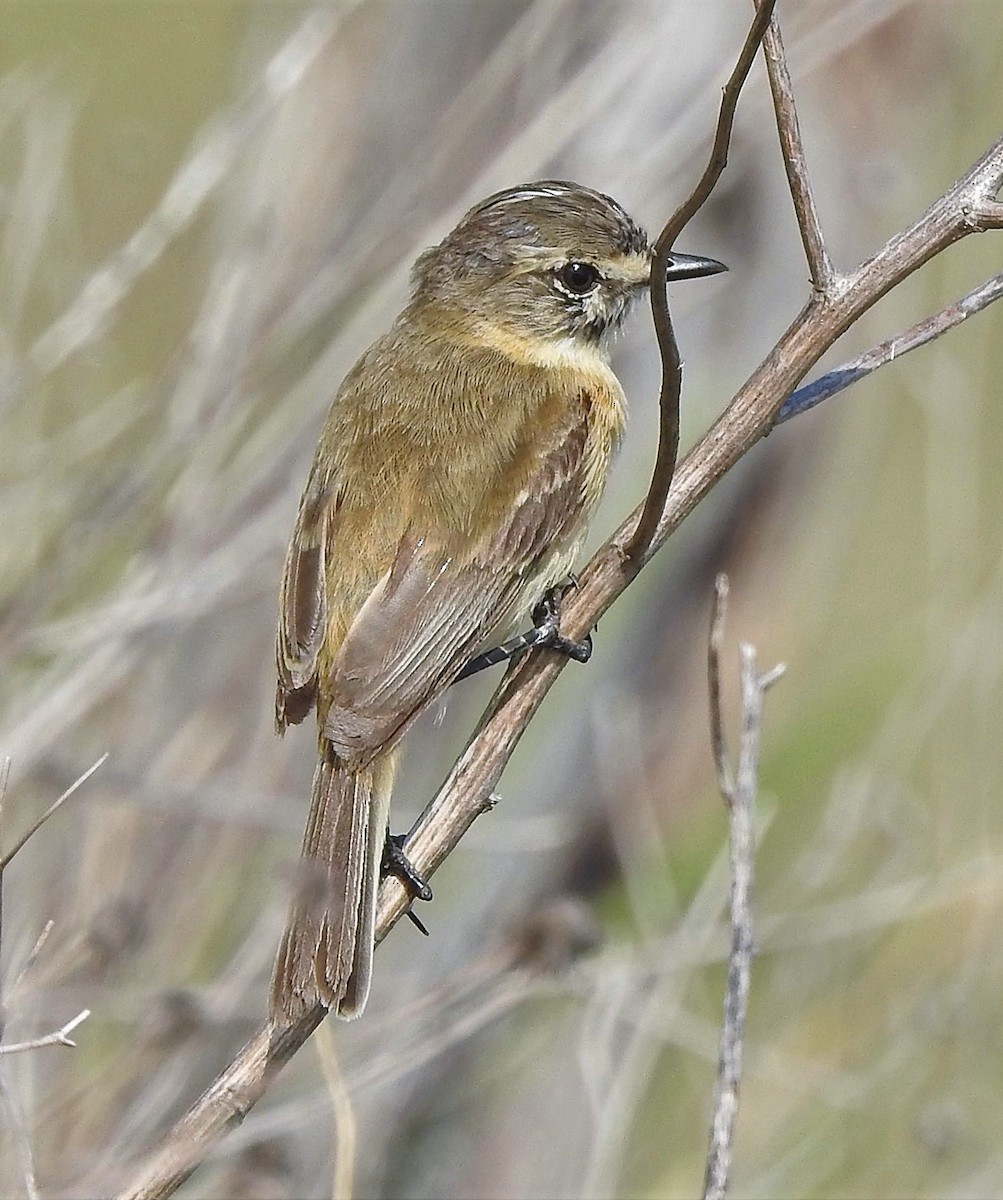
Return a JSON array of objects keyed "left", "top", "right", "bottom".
[{"left": 270, "top": 748, "right": 394, "bottom": 1023}]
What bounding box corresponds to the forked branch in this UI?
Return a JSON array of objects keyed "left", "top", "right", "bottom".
[{"left": 777, "top": 271, "right": 1003, "bottom": 424}]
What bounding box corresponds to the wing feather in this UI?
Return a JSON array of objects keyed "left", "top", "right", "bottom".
[
  {"left": 323, "top": 401, "right": 593, "bottom": 765},
  {"left": 276, "top": 468, "right": 338, "bottom": 730}
]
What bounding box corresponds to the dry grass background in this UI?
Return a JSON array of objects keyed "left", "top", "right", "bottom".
[{"left": 2, "top": 2, "right": 1003, "bottom": 1197}]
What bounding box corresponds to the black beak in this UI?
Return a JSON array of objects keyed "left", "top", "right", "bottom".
[{"left": 664, "top": 251, "right": 728, "bottom": 281}]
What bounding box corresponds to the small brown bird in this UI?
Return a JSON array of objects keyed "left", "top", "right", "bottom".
[{"left": 271, "top": 181, "right": 724, "bottom": 1022}]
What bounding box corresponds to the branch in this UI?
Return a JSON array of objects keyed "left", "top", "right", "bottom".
[
  {"left": 776, "top": 271, "right": 1003, "bottom": 424},
  {"left": 627, "top": 0, "right": 779, "bottom": 562},
  {"left": 0, "top": 759, "right": 97, "bottom": 1195},
  {"left": 707, "top": 575, "right": 734, "bottom": 799},
  {"left": 28, "top": 10, "right": 344, "bottom": 374},
  {"left": 759, "top": 3, "right": 834, "bottom": 291},
  {"left": 971, "top": 198, "right": 1003, "bottom": 227},
  {"left": 115, "top": 25, "right": 1003, "bottom": 1200},
  {"left": 702, "top": 579, "right": 784, "bottom": 1200},
  {"left": 0, "top": 752, "right": 107, "bottom": 870},
  {"left": 0, "top": 1009, "right": 91, "bottom": 1056}
]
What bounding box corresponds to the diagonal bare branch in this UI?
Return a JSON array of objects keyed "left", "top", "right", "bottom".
[
  {"left": 707, "top": 574, "right": 734, "bottom": 800},
  {"left": 0, "top": 1009, "right": 91, "bottom": 1056},
  {"left": 777, "top": 271, "right": 1003, "bottom": 424},
  {"left": 0, "top": 752, "right": 108, "bottom": 870}
]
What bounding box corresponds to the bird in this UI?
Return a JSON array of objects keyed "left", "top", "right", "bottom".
[{"left": 270, "top": 180, "right": 725, "bottom": 1023}]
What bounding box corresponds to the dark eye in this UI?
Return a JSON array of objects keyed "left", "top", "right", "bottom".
[{"left": 555, "top": 261, "right": 601, "bottom": 296}]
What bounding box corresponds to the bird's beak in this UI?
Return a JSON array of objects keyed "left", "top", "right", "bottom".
[{"left": 663, "top": 251, "right": 728, "bottom": 281}]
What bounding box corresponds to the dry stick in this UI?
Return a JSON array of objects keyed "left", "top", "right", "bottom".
[
  {"left": 702, "top": 576, "right": 785, "bottom": 1200},
  {"left": 0, "top": 755, "right": 103, "bottom": 1195},
  {"left": 0, "top": 757, "right": 37, "bottom": 1200},
  {"left": 8, "top": 921, "right": 55, "bottom": 998},
  {"left": 758, "top": 0, "right": 1003, "bottom": 420},
  {"left": 0, "top": 1009, "right": 91, "bottom": 1056},
  {"left": 707, "top": 575, "right": 734, "bottom": 800},
  {"left": 0, "top": 751, "right": 108, "bottom": 870},
  {"left": 0, "top": 757, "right": 8, "bottom": 1007},
  {"left": 776, "top": 271, "right": 1003, "bottom": 424},
  {"left": 701, "top": 645, "right": 768, "bottom": 1200},
  {"left": 116, "top": 70, "right": 1003, "bottom": 1200},
  {"left": 758, "top": 5, "right": 833, "bottom": 292},
  {"left": 314, "top": 1020, "right": 356, "bottom": 1200},
  {"left": 628, "top": 0, "right": 779, "bottom": 563}
]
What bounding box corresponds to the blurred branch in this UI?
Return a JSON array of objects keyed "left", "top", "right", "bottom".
[
  {"left": 115, "top": 13, "right": 1003, "bottom": 1199},
  {"left": 0, "top": 751, "right": 107, "bottom": 870},
  {"left": 314, "top": 1020, "right": 356, "bottom": 1200},
  {"left": 0, "top": 1073, "right": 38, "bottom": 1200},
  {"left": 8, "top": 920, "right": 54, "bottom": 997},
  {"left": 776, "top": 271, "right": 1003, "bottom": 424},
  {"left": 28, "top": 9, "right": 346, "bottom": 374},
  {"left": 0, "top": 757, "right": 8, "bottom": 976},
  {"left": 0, "top": 756, "right": 99, "bottom": 1196},
  {"left": 0, "top": 1009, "right": 90, "bottom": 1056},
  {"left": 702, "top": 576, "right": 784, "bottom": 1200},
  {"left": 707, "top": 575, "right": 734, "bottom": 800},
  {"left": 628, "top": 0, "right": 778, "bottom": 562}
]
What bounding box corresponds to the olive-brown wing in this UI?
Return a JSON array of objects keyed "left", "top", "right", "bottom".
[
  {"left": 322, "top": 411, "right": 590, "bottom": 767},
  {"left": 275, "top": 469, "right": 337, "bottom": 730}
]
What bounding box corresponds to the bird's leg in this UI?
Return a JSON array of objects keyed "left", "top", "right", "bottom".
[
  {"left": 382, "top": 832, "right": 432, "bottom": 935},
  {"left": 454, "top": 582, "right": 593, "bottom": 682}
]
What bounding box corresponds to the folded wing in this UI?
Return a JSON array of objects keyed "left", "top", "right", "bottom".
[{"left": 323, "top": 400, "right": 592, "bottom": 766}]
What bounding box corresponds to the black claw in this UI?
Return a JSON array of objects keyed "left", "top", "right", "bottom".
[
  {"left": 382, "top": 833, "right": 433, "bottom": 903},
  {"left": 551, "top": 629, "right": 592, "bottom": 663},
  {"left": 531, "top": 586, "right": 592, "bottom": 662},
  {"left": 406, "top": 908, "right": 430, "bottom": 936}
]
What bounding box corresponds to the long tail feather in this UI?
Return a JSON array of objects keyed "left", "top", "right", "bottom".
[{"left": 271, "top": 749, "right": 393, "bottom": 1023}]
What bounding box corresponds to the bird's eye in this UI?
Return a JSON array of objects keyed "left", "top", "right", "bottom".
[{"left": 555, "top": 261, "right": 601, "bottom": 296}]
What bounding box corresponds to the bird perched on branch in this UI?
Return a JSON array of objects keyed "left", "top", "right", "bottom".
[{"left": 271, "top": 180, "right": 725, "bottom": 1023}]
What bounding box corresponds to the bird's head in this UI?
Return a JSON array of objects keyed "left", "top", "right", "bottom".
[{"left": 410, "top": 180, "right": 725, "bottom": 350}]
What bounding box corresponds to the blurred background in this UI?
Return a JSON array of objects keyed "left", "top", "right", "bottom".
[{"left": 1, "top": 2, "right": 1002, "bottom": 1197}]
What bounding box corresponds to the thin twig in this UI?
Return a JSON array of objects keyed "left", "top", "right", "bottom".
[
  {"left": 9, "top": 920, "right": 55, "bottom": 998},
  {"left": 0, "top": 757, "right": 38, "bottom": 1200},
  {"left": 28, "top": 9, "right": 347, "bottom": 374},
  {"left": 759, "top": 4, "right": 835, "bottom": 291},
  {"left": 0, "top": 756, "right": 9, "bottom": 1010},
  {"left": 314, "top": 1020, "right": 356, "bottom": 1200},
  {"left": 702, "top": 620, "right": 785, "bottom": 1200},
  {"left": 0, "top": 1009, "right": 91, "bottom": 1056},
  {"left": 0, "top": 752, "right": 107, "bottom": 870},
  {"left": 708, "top": 575, "right": 734, "bottom": 799},
  {"left": 776, "top": 271, "right": 1003, "bottom": 424},
  {"left": 0, "top": 1074, "right": 39, "bottom": 1200},
  {"left": 627, "top": 0, "right": 779, "bottom": 563},
  {"left": 0, "top": 751, "right": 91, "bottom": 1200}
]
